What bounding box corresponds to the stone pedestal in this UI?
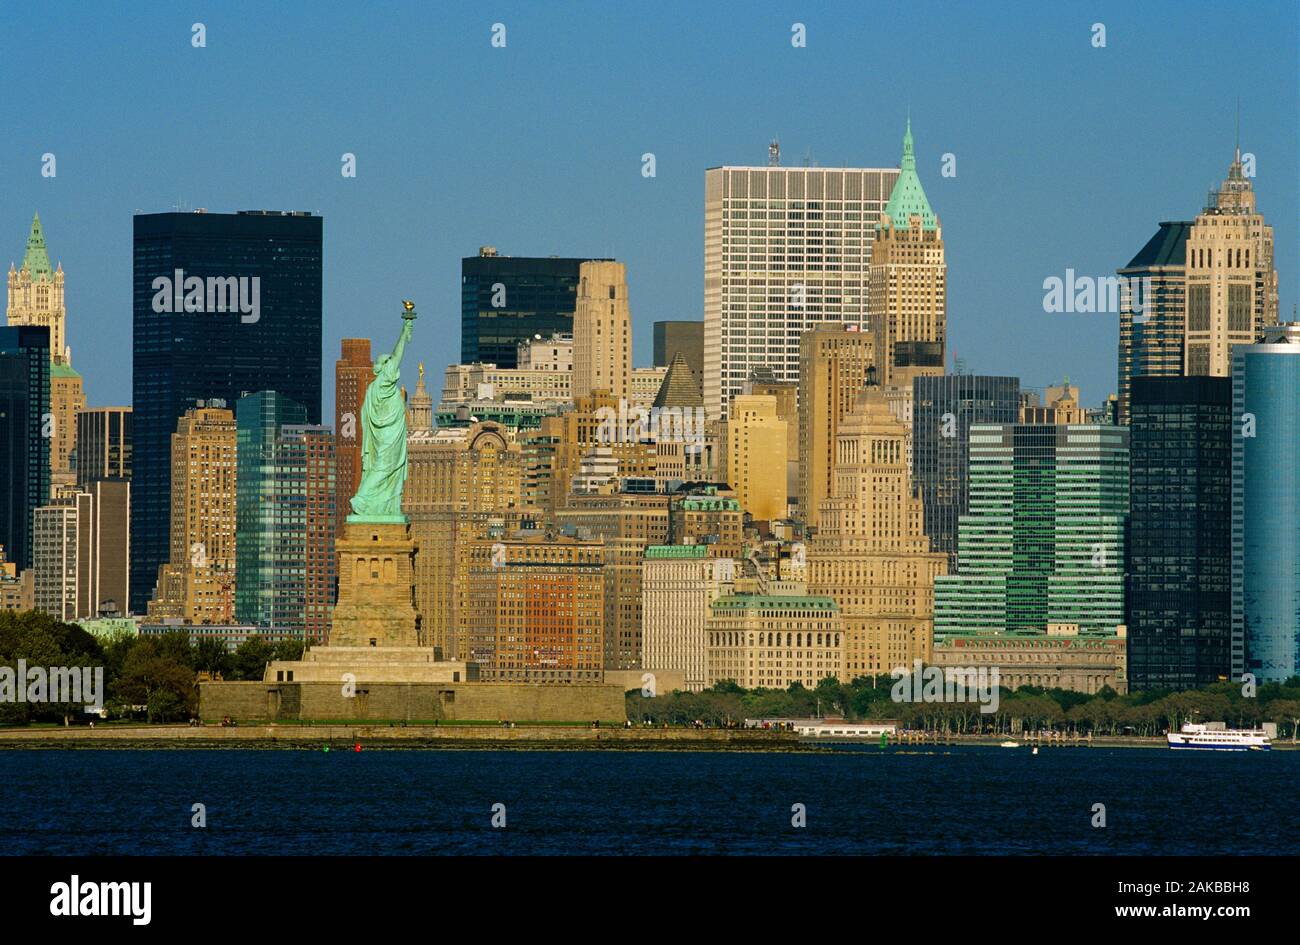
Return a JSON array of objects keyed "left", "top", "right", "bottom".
[{"left": 330, "top": 520, "right": 423, "bottom": 647}]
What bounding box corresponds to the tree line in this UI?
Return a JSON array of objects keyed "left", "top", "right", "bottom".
[
  {"left": 627, "top": 675, "right": 1300, "bottom": 738},
  {"left": 0, "top": 610, "right": 300, "bottom": 724}
]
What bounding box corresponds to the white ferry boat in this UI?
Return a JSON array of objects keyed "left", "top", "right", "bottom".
[{"left": 1166, "top": 722, "right": 1271, "bottom": 751}]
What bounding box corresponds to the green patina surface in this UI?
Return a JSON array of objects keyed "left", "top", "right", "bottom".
[
  {"left": 644, "top": 544, "right": 709, "bottom": 559},
  {"left": 21, "top": 212, "right": 54, "bottom": 277},
  {"left": 881, "top": 120, "right": 937, "bottom": 231}
]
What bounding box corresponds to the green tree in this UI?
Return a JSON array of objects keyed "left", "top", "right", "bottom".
[
  {"left": 0, "top": 611, "right": 105, "bottom": 725},
  {"left": 1266, "top": 699, "right": 1300, "bottom": 742},
  {"left": 194, "top": 637, "right": 232, "bottom": 677},
  {"left": 272, "top": 639, "right": 305, "bottom": 663},
  {"left": 229, "top": 635, "right": 275, "bottom": 680},
  {"left": 111, "top": 637, "right": 197, "bottom": 720}
]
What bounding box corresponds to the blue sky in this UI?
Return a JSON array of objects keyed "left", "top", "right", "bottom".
[{"left": 2, "top": 0, "right": 1296, "bottom": 418}]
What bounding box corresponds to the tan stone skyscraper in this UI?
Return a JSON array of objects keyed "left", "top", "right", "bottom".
[
  {"left": 573, "top": 260, "right": 631, "bottom": 399},
  {"left": 1183, "top": 146, "right": 1278, "bottom": 377},
  {"left": 725, "top": 394, "right": 787, "bottom": 521},
  {"left": 148, "top": 402, "right": 237, "bottom": 623},
  {"left": 7, "top": 214, "right": 66, "bottom": 360},
  {"left": 869, "top": 121, "right": 947, "bottom": 387},
  {"left": 50, "top": 362, "right": 85, "bottom": 486},
  {"left": 8, "top": 214, "right": 84, "bottom": 482},
  {"left": 797, "top": 324, "right": 875, "bottom": 529},
  {"left": 807, "top": 386, "right": 947, "bottom": 678},
  {"left": 404, "top": 421, "right": 524, "bottom": 661}
]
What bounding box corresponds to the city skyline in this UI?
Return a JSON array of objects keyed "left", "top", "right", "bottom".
[{"left": 2, "top": 1, "right": 1296, "bottom": 424}]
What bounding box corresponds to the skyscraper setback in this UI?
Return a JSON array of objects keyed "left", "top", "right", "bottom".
[
  {"left": 147, "top": 402, "right": 238, "bottom": 624},
  {"left": 130, "top": 210, "right": 322, "bottom": 613},
  {"left": 797, "top": 324, "right": 875, "bottom": 528}
]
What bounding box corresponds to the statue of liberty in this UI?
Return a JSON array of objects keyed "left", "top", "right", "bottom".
[{"left": 349, "top": 301, "right": 417, "bottom": 522}]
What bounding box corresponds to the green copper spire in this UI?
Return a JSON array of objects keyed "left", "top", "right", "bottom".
[
  {"left": 21, "top": 213, "right": 54, "bottom": 278},
  {"left": 881, "top": 120, "right": 938, "bottom": 231}
]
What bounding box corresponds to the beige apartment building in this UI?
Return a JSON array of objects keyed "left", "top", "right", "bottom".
[
  {"left": 746, "top": 370, "right": 799, "bottom": 502},
  {"left": 462, "top": 532, "right": 605, "bottom": 684},
  {"left": 0, "top": 545, "right": 34, "bottom": 613},
  {"left": 556, "top": 491, "right": 670, "bottom": 670},
  {"left": 705, "top": 594, "right": 844, "bottom": 689},
  {"left": 148, "top": 403, "right": 237, "bottom": 624},
  {"left": 440, "top": 362, "right": 573, "bottom": 405},
  {"left": 667, "top": 486, "right": 745, "bottom": 557}
]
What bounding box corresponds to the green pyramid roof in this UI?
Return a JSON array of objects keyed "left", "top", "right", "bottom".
[
  {"left": 881, "top": 120, "right": 937, "bottom": 231},
  {"left": 22, "top": 213, "right": 54, "bottom": 278},
  {"left": 653, "top": 352, "right": 703, "bottom": 409}
]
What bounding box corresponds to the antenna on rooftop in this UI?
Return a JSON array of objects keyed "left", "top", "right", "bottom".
[{"left": 769, "top": 139, "right": 780, "bottom": 167}]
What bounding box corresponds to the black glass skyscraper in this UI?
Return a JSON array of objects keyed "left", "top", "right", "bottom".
[
  {"left": 0, "top": 326, "right": 50, "bottom": 571},
  {"left": 131, "top": 211, "right": 322, "bottom": 613},
  {"left": 461, "top": 249, "right": 609, "bottom": 367},
  {"left": 912, "top": 374, "right": 1020, "bottom": 566},
  {"left": 1126, "top": 375, "right": 1232, "bottom": 691},
  {"left": 1115, "top": 221, "right": 1193, "bottom": 425}
]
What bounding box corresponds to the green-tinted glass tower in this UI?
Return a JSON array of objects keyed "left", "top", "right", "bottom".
[
  {"left": 934, "top": 424, "right": 1129, "bottom": 637},
  {"left": 235, "top": 391, "right": 336, "bottom": 642}
]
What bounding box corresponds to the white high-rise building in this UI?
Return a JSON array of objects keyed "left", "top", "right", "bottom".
[
  {"left": 642, "top": 544, "right": 736, "bottom": 692},
  {"left": 704, "top": 163, "right": 899, "bottom": 420}
]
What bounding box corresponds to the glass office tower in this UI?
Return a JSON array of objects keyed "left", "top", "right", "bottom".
[
  {"left": 461, "top": 249, "right": 607, "bottom": 368},
  {"left": 1126, "top": 376, "right": 1232, "bottom": 690},
  {"left": 0, "top": 326, "right": 51, "bottom": 570},
  {"left": 934, "top": 423, "right": 1129, "bottom": 636},
  {"left": 912, "top": 375, "right": 1021, "bottom": 567},
  {"left": 1232, "top": 325, "right": 1300, "bottom": 683},
  {"left": 131, "top": 211, "right": 322, "bottom": 613}
]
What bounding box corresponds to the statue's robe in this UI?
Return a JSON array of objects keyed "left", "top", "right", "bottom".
[{"left": 350, "top": 350, "right": 408, "bottom": 518}]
